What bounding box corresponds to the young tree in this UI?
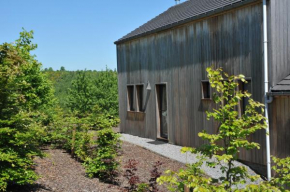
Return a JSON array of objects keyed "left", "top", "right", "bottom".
[
  {"left": 198, "top": 67, "right": 267, "bottom": 189},
  {"left": 158, "top": 67, "right": 268, "bottom": 191},
  {"left": 66, "top": 70, "right": 95, "bottom": 116},
  {"left": 0, "top": 29, "right": 54, "bottom": 191},
  {"left": 94, "top": 67, "right": 119, "bottom": 116}
]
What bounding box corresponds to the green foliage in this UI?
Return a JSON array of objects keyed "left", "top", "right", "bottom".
[
  {"left": 43, "top": 110, "right": 93, "bottom": 161},
  {"left": 44, "top": 70, "right": 76, "bottom": 109},
  {"left": 41, "top": 107, "right": 69, "bottom": 145},
  {"left": 0, "top": 29, "right": 120, "bottom": 190},
  {"left": 196, "top": 67, "right": 267, "bottom": 189},
  {"left": 60, "top": 66, "right": 65, "bottom": 71},
  {"left": 270, "top": 156, "right": 290, "bottom": 191},
  {"left": 240, "top": 182, "right": 281, "bottom": 192},
  {"left": 73, "top": 120, "right": 94, "bottom": 161},
  {"left": 44, "top": 70, "right": 121, "bottom": 181},
  {"left": 93, "top": 68, "right": 119, "bottom": 116},
  {"left": 84, "top": 128, "right": 121, "bottom": 182},
  {"left": 44, "top": 68, "right": 119, "bottom": 117},
  {"left": 66, "top": 70, "right": 96, "bottom": 116},
  {"left": 0, "top": 29, "right": 54, "bottom": 191},
  {"left": 137, "top": 183, "right": 150, "bottom": 192},
  {"left": 158, "top": 67, "right": 268, "bottom": 191},
  {"left": 158, "top": 154, "right": 225, "bottom": 192},
  {"left": 87, "top": 105, "right": 120, "bottom": 130},
  {"left": 45, "top": 109, "right": 121, "bottom": 182}
]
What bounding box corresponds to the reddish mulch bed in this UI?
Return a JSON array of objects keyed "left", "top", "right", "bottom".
[{"left": 7, "top": 141, "right": 184, "bottom": 192}]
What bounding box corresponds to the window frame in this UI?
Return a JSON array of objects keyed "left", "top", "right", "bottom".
[
  {"left": 127, "top": 85, "right": 135, "bottom": 111},
  {"left": 136, "top": 84, "right": 145, "bottom": 112},
  {"left": 201, "top": 80, "right": 211, "bottom": 100}
]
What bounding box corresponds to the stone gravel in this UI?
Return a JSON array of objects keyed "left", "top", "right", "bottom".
[{"left": 120, "top": 133, "right": 262, "bottom": 187}]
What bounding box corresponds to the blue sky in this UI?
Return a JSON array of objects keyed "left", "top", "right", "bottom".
[{"left": 0, "top": 0, "right": 186, "bottom": 71}]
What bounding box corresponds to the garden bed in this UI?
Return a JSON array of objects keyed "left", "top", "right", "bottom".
[{"left": 7, "top": 141, "right": 184, "bottom": 192}]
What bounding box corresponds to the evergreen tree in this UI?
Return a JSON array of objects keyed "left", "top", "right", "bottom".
[
  {"left": 0, "top": 29, "right": 54, "bottom": 191},
  {"left": 66, "top": 70, "right": 95, "bottom": 117},
  {"left": 94, "top": 68, "right": 119, "bottom": 116},
  {"left": 60, "top": 66, "right": 66, "bottom": 71}
]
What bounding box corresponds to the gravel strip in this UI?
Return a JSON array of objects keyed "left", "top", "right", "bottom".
[{"left": 120, "top": 133, "right": 262, "bottom": 186}]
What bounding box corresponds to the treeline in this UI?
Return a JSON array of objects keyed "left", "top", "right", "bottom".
[{"left": 43, "top": 67, "right": 119, "bottom": 117}]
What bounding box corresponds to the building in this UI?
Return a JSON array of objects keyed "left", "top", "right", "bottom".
[{"left": 114, "top": 0, "right": 290, "bottom": 176}]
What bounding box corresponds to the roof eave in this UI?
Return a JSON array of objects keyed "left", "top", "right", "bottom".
[
  {"left": 267, "top": 92, "right": 290, "bottom": 96},
  {"left": 114, "top": 0, "right": 259, "bottom": 45}
]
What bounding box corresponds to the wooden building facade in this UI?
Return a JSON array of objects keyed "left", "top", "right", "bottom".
[{"left": 115, "top": 0, "right": 290, "bottom": 174}]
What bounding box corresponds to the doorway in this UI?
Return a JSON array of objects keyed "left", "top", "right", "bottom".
[{"left": 156, "top": 84, "right": 168, "bottom": 140}]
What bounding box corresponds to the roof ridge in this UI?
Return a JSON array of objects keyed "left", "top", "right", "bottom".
[{"left": 115, "top": 0, "right": 256, "bottom": 44}]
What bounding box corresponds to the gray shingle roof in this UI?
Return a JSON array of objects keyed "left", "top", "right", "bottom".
[
  {"left": 115, "top": 0, "right": 256, "bottom": 44},
  {"left": 271, "top": 75, "right": 290, "bottom": 92}
]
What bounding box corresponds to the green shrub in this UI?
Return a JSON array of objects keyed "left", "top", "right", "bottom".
[
  {"left": 84, "top": 128, "right": 121, "bottom": 182},
  {"left": 74, "top": 125, "right": 94, "bottom": 161},
  {"left": 45, "top": 112, "right": 95, "bottom": 161},
  {"left": 0, "top": 30, "right": 54, "bottom": 191},
  {"left": 270, "top": 156, "right": 290, "bottom": 191},
  {"left": 66, "top": 70, "right": 96, "bottom": 117},
  {"left": 137, "top": 183, "right": 150, "bottom": 192},
  {"left": 93, "top": 68, "right": 119, "bottom": 117},
  {"left": 158, "top": 154, "right": 224, "bottom": 191},
  {"left": 0, "top": 112, "right": 44, "bottom": 191},
  {"left": 86, "top": 105, "right": 120, "bottom": 130}
]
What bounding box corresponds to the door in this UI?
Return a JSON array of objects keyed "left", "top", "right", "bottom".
[{"left": 157, "top": 84, "right": 168, "bottom": 139}]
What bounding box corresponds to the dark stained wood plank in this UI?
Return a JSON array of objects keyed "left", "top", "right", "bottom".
[{"left": 114, "top": 2, "right": 290, "bottom": 170}]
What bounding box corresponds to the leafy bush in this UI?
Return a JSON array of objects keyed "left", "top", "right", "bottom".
[
  {"left": 137, "top": 183, "right": 150, "bottom": 192},
  {"left": 73, "top": 124, "right": 94, "bottom": 161},
  {"left": 158, "top": 154, "right": 222, "bottom": 191},
  {"left": 0, "top": 30, "right": 54, "bottom": 191},
  {"left": 44, "top": 111, "right": 95, "bottom": 161},
  {"left": 84, "top": 128, "right": 121, "bottom": 182},
  {"left": 270, "top": 156, "right": 290, "bottom": 190}
]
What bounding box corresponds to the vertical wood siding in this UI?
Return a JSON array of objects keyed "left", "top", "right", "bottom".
[
  {"left": 117, "top": 3, "right": 268, "bottom": 165},
  {"left": 269, "top": 0, "right": 290, "bottom": 87},
  {"left": 269, "top": 97, "right": 290, "bottom": 159}
]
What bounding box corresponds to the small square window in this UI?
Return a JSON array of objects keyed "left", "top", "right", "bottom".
[
  {"left": 127, "top": 85, "right": 134, "bottom": 111},
  {"left": 201, "top": 81, "right": 211, "bottom": 99},
  {"left": 136, "top": 85, "right": 144, "bottom": 112}
]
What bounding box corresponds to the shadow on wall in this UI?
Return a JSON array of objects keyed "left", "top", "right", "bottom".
[{"left": 143, "top": 89, "right": 151, "bottom": 111}]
